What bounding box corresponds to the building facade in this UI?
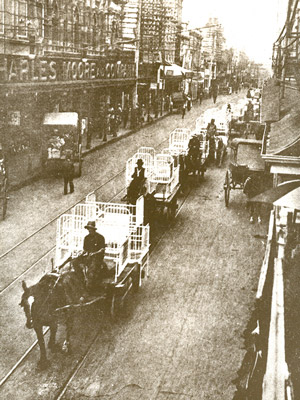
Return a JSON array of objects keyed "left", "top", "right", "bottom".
[{"left": 0, "top": 0, "right": 136, "bottom": 171}]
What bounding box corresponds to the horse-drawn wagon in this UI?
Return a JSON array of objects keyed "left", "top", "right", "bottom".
[
  {"left": 20, "top": 197, "right": 150, "bottom": 369},
  {"left": 0, "top": 144, "right": 8, "bottom": 220},
  {"left": 56, "top": 197, "right": 150, "bottom": 314},
  {"left": 223, "top": 138, "right": 268, "bottom": 207}
]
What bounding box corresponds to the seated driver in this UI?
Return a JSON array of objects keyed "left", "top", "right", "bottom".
[
  {"left": 188, "top": 134, "right": 200, "bottom": 151},
  {"left": 127, "top": 159, "right": 145, "bottom": 199},
  {"left": 83, "top": 221, "right": 105, "bottom": 265}
]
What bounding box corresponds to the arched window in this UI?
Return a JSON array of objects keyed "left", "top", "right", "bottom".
[{"left": 73, "top": 7, "right": 80, "bottom": 45}]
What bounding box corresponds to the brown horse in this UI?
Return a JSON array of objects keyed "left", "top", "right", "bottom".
[{"left": 19, "top": 258, "right": 95, "bottom": 370}]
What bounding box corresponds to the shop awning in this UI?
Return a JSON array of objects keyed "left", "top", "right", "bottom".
[
  {"left": 249, "top": 179, "right": 300, "bottom": 204},
  {"left": 260, "top": 78, "right": 280, "bottom": 123},
  {"left": 273, "top": 186, "right": 300, "bottom": 209},
  {"left": 43, "top": 112, "right": 78, "bottom": 126}
]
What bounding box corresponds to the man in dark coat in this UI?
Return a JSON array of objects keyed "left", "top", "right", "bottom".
[
  {"left": 207, "top": 119, "right": 217, "bottom": 164},
  {"left": 243, "top": 175, "right": 262, "bottom": 223},
  {"left": 127, "top": 159, "right": 145, "bottom": 203},
  {"left": 83, "top": 221, "right": 105, "bottom": 262},
  {"left": 83, "top": 221, "right": 108, "bottom": 290},
  {"left": 62, "top": 153, "right": 74, "bottom": 195}
]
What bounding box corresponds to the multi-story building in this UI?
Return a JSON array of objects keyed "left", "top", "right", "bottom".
[
  {"left": 201, "top": 17, "right": 225, "bottom": 89},
  {"left": 0, "top": 0, "right": 136, "bottom": 169},
  {"left": 138, "top": 0, "right": 183, "bottom": 112}
]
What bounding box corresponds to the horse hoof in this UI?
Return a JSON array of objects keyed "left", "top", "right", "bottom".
[
  {"left": 62, "top": 341, "right": 72, "bottom": 354},
  {"left": 37, "top": 359, "right": 50, "bottom": 371},
  {"left": 49, "top": 343, "right": 61, "bottom": 353}
]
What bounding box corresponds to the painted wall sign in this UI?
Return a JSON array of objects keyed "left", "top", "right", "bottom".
[{"left": 0, "top": 56, "right": 136, "bottom": 84}]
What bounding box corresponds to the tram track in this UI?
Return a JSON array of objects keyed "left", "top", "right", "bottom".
[
  {"left": 0, "top": 137, "right": 173, "bottom": 387},
  {"left": 0, "top": 138, "right": 170, "bottom": 295},
  {"left": 0, "top": 93, "right": 247, "bottom": 399},
  {"left": 0, "top": 180, "right": 193, "bottom": 395}
]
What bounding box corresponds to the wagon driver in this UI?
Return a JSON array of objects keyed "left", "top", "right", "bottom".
[
  {"left": 83, "top": 221, "right": 105, "bottom": 265},
  {"left": 127, "top": 158, "right": 145, "bottom": 201}
]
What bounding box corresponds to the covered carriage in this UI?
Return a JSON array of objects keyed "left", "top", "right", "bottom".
[
  {"left": 42, "top": 112, "right": 83, "bottom": 177},
  {"left": 56, "top": 197, "right": 150, "bottom": 315},
  {"left": 223, "top": 138, "right": 269, "bottom": 207}
]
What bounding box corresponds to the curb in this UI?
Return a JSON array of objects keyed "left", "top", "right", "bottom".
[
  {"left": 81, "top": 111, "right": 171, "bottom": 156},
  {"left": 9, "top": 112, "right": 171, "bottom": 192}
]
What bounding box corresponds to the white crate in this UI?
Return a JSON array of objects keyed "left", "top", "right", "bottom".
[
  {"left": 136, "top": 147, "right": 156, "bottom": 159},
  {"left": 169, "top": 128, "right": 191, "bottom": 155},
  {"left": 56, "top": 203, "right": 150, "bottom": 282},
  {"left": 126, "top": 152, "right": 154, "bottom": 187},
  {"left": 149, "top": 153, "right": 180, "bottom": 200}
]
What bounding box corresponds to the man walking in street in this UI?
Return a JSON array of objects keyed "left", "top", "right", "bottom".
[{"left": 62, "top": 152, "right": 74, "bottom": 195}]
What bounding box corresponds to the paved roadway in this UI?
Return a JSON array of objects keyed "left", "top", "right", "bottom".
[{"left": 0, "top": 92, "right": 268, "bottom": 399}]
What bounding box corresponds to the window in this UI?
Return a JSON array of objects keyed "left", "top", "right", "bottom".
[
  {"left": 15, "top": 0, "right": 28, "bottom": 37},
  {"left": 52, "top": 2, "right": 59, "bottom": 42},
  {"left": 73, "top": 7, "right": 79, "bottom": 44},
  {"left": 0, "top": 0, "right": 4, "bottom": 34}
]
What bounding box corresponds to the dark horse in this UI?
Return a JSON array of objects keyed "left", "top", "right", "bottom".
[
  {"left": 19, "top": 255, "right": 107, "bottom": 370},
  {"left": 126, "top": 178, "right": 147, "bottom": 205},
  {"left": 185, "top": 147, "right": 205, "bottom": 182}
]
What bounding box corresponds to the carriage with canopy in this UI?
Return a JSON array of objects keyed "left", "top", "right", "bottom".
[
  {"left": 0, "top": 144, "right": 8, "bottom": 220},
  {"left": 223, "top": 138, "right": 268, "bottom": 207},
  {"left": 42, "top": 112, "right": 83, "bottom": 177},
  {"left": 56, "top": 196, "right": 150, "bottom": 315}
]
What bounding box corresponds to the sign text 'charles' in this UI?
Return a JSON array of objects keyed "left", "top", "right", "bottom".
[{"left": 0, "top": 57, "right": 136, "bottom": 83}]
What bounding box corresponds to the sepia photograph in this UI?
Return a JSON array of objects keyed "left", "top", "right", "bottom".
[{"left": 0, "top": 0, "right": 299, "bottom": 399}]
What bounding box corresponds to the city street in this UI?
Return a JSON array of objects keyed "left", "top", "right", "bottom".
[{"left": 0, "top": 92, "right": 269, "bottom": 399}]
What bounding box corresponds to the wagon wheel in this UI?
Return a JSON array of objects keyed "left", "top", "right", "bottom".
[
  {"left": 169, "top": 198, "right": 178, "bottom": 220},
  {"left": 110, "top": 293, "right": 122, "bottom": 319},
  {"left": 224, "top": 171, "right": 231, "bottom": 207},
  {"left": 0, "top": 178, "right": 8, "bottom": 220}
]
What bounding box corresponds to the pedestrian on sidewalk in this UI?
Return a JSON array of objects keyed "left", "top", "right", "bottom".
[
  {"left": 123, "top": 103, "right": 129, "bottom": 128},
  {"left": 62, "top": 153, "right": 74, "bottom": 195},
  {"left": 182, "top": 102, "right": 187, "bottom": 119}
]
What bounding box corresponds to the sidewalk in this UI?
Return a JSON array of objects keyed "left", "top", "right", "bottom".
[{"left": 7, "top": 110, "right": 171, "bottom": 191}]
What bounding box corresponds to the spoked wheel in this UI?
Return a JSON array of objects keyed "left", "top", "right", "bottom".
[
  {"left": 110, "top": 293, "right": 121, "bottom": 319},
  {"left": 224, "top": 171, "right": 231, "bottom": 207},
  {"left": 0, "top": 178, "right": 8, "bottom": 220}
]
